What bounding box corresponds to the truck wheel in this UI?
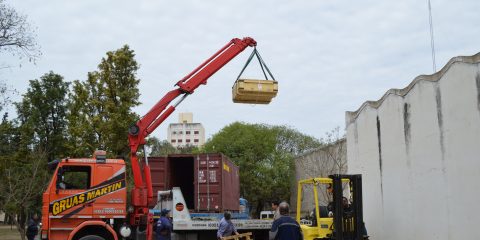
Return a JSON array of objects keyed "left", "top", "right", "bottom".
[{"left": 78, "top": 235, "right": 105, "bottom": 240}]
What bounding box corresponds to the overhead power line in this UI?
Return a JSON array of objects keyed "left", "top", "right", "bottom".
[{"left": 427, "top": 0, "right": 437, "bottom": 72}]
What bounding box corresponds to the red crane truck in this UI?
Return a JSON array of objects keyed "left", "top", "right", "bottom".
[{"left": 41, "top": 37, "right": 258, "bottom": 240}]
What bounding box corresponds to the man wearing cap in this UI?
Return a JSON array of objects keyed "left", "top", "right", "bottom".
[{"left": 155, "top": 209, "right": 172, "bottom": 240}]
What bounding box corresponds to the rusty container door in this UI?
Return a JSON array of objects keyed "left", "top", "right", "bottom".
[
  {"left": 194, "top": 153, "right": 240, "bottom": 212},
  {"left": 148, "top": 156, "right": 169, "bottom": 207},
  {"left": 221, "top": 155, "right": 240, "bottom": 211}
]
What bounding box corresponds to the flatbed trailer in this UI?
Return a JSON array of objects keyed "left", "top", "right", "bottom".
[{"left": 152, "top": 188, "right": 272, "bottom": 240}]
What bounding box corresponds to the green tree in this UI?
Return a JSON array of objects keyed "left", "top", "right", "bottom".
[
  {"left": 202, "top": 122, "right": 321, "bottom": 215},
  {"left": 147, "top": 137, "right": 177, "bottom": 156},
  {"left": 0, "top": 109, "right": 49, "bottom": 240},
  {"left": 0, "top": 113, "right": 19, "bottom": 157},
  {"left": 67, "top": 45, "right": 140, "bottom": 157},
  {"left": 66, "top": 79, "right": 98, "bottom": 157},
  {"left": 177, "top": 145, "right": 200, "bottom": 154},
  {"left": 146, "top": 137, "right": 200, "bottom": 156},
  {"left": 1, "top": 72, "right": 68, "bottom": 238},
  {"left": 0, "top": 113, "right": 20, "bottom": 211},
  {"left": 15, "top": 72, "right": 70, "bottom": 161},
  {"left": 1, "top": 150, "right": 48, "bottom": 240}
]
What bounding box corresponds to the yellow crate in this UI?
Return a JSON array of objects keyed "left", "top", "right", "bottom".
[{"left": 232, "top": 79, "right": 278, "bottom": 104}]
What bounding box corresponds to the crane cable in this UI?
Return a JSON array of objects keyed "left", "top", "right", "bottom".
[
  {"left": 427, "top": 0, "right": 437, "bottom": 72},
  {"left": 234, "top": 48, "right": 276, "bottom": 105},
  {"left": 235, "top": 48, "right": 276, "bottom": 82}
]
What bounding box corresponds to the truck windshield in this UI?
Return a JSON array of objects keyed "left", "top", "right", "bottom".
[{"left": 57, "top": 166, "right": 91, "bottom": 190}]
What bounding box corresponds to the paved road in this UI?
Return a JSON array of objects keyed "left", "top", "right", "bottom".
[{"left": 0, "top": 225, "right": 40, "bottom": 240}]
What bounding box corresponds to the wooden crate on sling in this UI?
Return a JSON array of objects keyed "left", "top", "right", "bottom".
[{"left": 232, "top": 79, "right": 278, "bottom": 104}]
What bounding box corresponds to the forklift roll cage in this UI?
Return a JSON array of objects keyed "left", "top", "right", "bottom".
[{"left": 296, "top": 174, "right": 365, "bottom": 240}]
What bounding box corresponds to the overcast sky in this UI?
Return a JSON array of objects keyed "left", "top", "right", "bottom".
[{"left": 2, "top": 0, "right": 479, "bottom": 141}]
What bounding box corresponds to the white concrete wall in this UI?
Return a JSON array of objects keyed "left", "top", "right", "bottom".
[{"left": 346, "top": 54, "right": 480, "bottom": 240}]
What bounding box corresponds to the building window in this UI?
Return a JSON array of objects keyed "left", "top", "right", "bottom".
[
  {"left": 178, "top": 139, "right": 183, "bottom": 143},
  {"left": 194, "top": 139, "right": 199, "bottom": 143},
  {"left": 171, "top": 139, "right": 176, "bottom": 143},
  {"left": 179, "top": 131, "right": 183, "bottom": 134},
  {"left": 172, "top": 131, "right": 176, "bottom": 135},
  {"left": 194, "top": 131, "right": 199, "bottom": 134},
  {"left": 186, "top": 131, "right": 191, "bottom": 135},
  {"left": 186, "top": 139, "right": 191, "bottom": 143}
]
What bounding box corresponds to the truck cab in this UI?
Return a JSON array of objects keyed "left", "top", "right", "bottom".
[{"left": 41, "top": 151, "right": 128, "bottom": 240}]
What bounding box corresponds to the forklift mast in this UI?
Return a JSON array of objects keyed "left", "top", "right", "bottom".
[{"left": 330, "top": 174, "right": 365, "bottom": 240}]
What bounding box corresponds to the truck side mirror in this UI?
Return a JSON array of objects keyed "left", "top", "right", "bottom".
[{"left": 47, "top": 159, "right": 60, "bottom": 172}]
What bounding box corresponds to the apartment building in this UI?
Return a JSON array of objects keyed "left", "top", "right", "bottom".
[{"left": 167, "top": 112, "right": 205, "bottom": 148}]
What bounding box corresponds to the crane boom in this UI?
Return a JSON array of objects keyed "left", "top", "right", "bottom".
[{"left": 126, "top": 37, "right": 256, "bottom": 238}]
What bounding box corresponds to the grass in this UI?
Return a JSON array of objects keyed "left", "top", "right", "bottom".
[{"left": 0, "top": 225, "right": 21, "bottom": 240}]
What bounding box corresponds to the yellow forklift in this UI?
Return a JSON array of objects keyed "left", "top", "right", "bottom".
[{"left": 296, "top": 174, "right": 367, "bottom": 240}]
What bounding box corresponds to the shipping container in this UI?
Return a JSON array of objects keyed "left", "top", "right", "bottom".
[{"left": 148, "top": 153, "right": 240, "bottom": 212}]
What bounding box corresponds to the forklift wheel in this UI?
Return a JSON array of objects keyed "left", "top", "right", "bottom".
[{"left": 79, "top": 235, "right": 105, "bottom": 240}]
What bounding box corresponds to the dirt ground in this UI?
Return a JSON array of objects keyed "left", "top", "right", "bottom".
[{"left": 0, "top": 225, "right": 21, "bottom": 240}]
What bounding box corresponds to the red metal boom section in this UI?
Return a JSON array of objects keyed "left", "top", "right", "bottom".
[{"left": 127, "top": 37, "right": 256, "bottom": 209}]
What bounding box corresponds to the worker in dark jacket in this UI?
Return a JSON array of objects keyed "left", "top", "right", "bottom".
[
  {"left": 155, "top": 209, "right": 172, "bottom": 240},
  {"left": 269, "top": 202, "right": 303, "bottom": 240},
  {"left": 26, "top": 214, "right": 39, "bottom": 240}
]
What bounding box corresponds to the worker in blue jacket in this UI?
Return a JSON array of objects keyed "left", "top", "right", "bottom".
[
  {"left": 155, "top": 209, "right": 172, "bottom": 240},
  {"left": 217, "top": 211, "right": 239, "bottom": 239},
  {"left": 269, "top": 202, "right": 303, "bottom": 240}
]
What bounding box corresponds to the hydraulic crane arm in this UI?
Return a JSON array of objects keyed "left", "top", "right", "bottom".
[{"left": 127, "top": 37, "right": 257, "bottom": 205}]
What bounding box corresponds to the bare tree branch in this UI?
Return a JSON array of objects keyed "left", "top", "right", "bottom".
[
  {"left": 293, "top": 127, "right": 347, "bottom": 213},
  {"left": 0, "top": 0, "right": 41, "bottom": 62}
]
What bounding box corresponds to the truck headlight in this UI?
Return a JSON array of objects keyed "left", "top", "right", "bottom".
[{"left": 120, "top": 225, "right": 132, "bottom": 238}]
